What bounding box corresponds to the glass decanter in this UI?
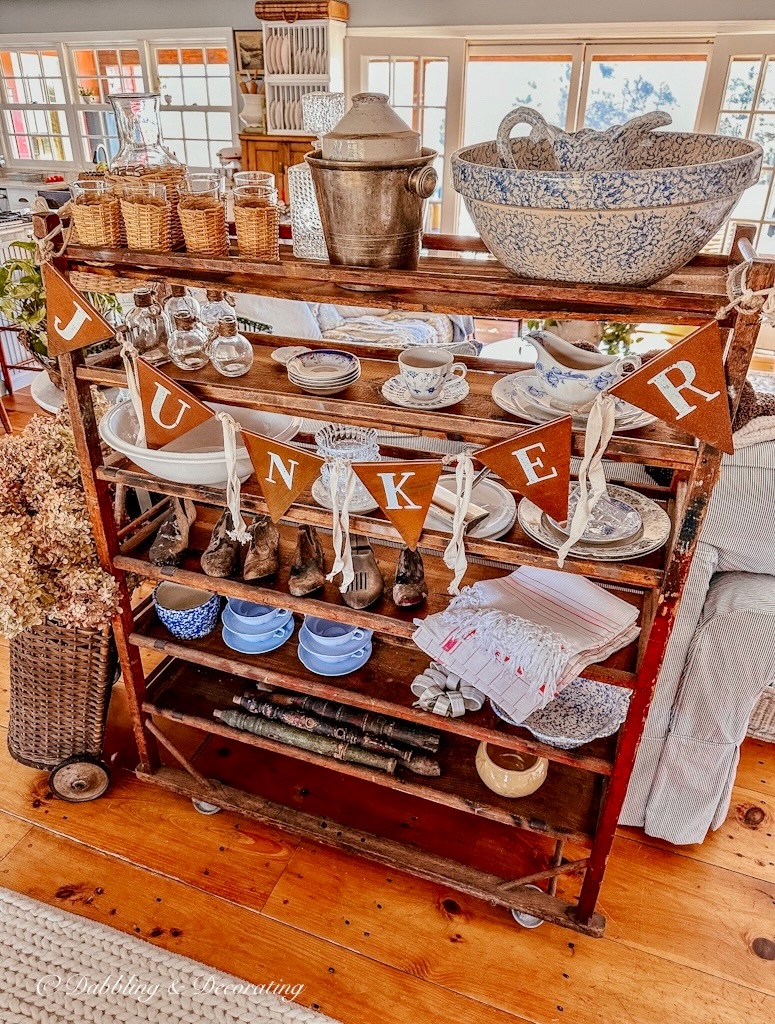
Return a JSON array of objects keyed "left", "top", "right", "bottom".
[
  {"left": 125, "top": 286, "right": 169, "bottom": 365},
  {"left": 209, "top": 315, "right": 254, "bottom": 377},
  {"left": 199, "top": 290, "right": 234, "bottom": 345},
  {"left": 164, "top": 284, "right": 201, "bottom": 333},
  {"left": 168, "top": 311, "right": 209, "bottom": 371},
  {"left": 108, "top": 92, "right": 182, "bottom": 170}
]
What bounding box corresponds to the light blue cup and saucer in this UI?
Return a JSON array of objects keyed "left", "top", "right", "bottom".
[
  {"left": 221, "top": 598, "right": 295, "bottom": 655},
  {"left": 298, "top": 616, "right": 373, "bottom": 677}
]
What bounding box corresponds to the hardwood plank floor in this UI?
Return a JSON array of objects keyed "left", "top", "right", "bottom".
[{"left": 1, "top": 390, "right": 774, "bottom": 1023}]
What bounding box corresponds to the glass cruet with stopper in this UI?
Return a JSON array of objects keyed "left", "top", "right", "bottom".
[
  {"left": 168, "top": 311, "right": 210, "bottom": 371},
  {"left": 209, "top": 315, "right": 254, "bottom": 377},
  {"left": 199, "top": 289, "right": 235, "bottom": 345},
  {"left": 164, "top": 284, "right": 201, "bottom": 333},
  {"left": 125, "top": 286, "right": 169, "bottom": 365},
  {"left": 108, "top": 93, "right": 182, "bottom": 170}
]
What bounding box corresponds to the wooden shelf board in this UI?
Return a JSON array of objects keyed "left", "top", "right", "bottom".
[
  {"left": 133, "top": 602, "right": 618, "bottom": 776},
  {"left": 144, "top": 659, "right": 603, "bottom": 845},
  {"left": 138, "top": 762, "right": 604, "bottom": 936},
  {"left": 117, "top": 515, "right": 641, "bottom": 688},
  {"left": 64, "top": 244, "right": 730, "bottom": 324}
]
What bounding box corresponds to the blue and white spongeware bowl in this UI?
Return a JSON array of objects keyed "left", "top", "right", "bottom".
[
  {"left": 224, "top": 599, "right": 292, "bottom": 634},
  {"left": 154, "top": 583, "right": 220, "bottom": 640},
  {"left": 491, "top": 678, "right": 631, "bottom": 750},
  {"left": 451, "top": 106, "right": 763, "bottom": 286}
]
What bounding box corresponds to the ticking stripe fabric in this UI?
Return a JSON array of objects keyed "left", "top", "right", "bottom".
[{"left": 620, "top": 434, "right": 775, "bottom": 844}]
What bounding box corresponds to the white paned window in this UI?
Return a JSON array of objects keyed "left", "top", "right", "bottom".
[
  {"left": 69, "top": 46, "right": 146, "bottom": 162},
  {"left": 0, "top": 47, "right": 72, "bottom": 161},
  {"left": 153, "top": 44, "right": 234, "bottom": 169}
]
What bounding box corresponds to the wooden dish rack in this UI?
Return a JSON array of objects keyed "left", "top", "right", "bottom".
[{"left": 46, "top": 221, "right": 774, "bottom": 936}]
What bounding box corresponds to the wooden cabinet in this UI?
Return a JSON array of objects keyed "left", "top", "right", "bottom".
[{"left": 239, "top": 132, "right": 315, "bottom": 202}]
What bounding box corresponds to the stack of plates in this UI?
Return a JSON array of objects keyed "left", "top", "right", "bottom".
[{"left": 287, "top": 349, "right": 361, "bottom": 396}]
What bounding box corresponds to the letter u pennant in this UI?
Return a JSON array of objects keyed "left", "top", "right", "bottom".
[
  {"left": 242, "top": 432, "right": 324, "bottom": 522},
  {"left": 609, "top": 322, "right": 733, "bottom": 454},
  {"left": 136, "top": 359, "right": 214, "bottom": 449},
  {"left": 354, "top": 461, "right": 443, "bottom": 550}
]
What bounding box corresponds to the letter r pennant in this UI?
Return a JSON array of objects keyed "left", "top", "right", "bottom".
[{"left": 242, "top": 431, "right": 324, "bottom": 522}]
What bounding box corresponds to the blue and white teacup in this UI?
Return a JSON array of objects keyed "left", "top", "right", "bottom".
[
  {"left": 528, "top": 329, "right": 640, "bottom": 410},
  {"left": 398, "top": 347, "right": 467, "bottom": 403},
  {"left": 154, "top": 583, "right": 220, "bottom": 640}
]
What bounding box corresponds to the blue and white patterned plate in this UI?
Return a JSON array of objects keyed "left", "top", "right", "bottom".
[
  {"left": 287, "top": 349, "right": 360, "bottom": 381},
  {"left": 491, "top": 678, "right": 631, "bottom": 749},
  {"left": 547, "top": 484, "right": 642, "bottom": 544}
]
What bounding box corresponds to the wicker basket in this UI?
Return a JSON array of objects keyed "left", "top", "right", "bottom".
[
  {"left": 234, "top": 200, "right": 280, "bottom": 261},
  {"left": 748, "top": 683, "right": 775, "bottom": 742},
  {"left": 119, "top": 193, "right": 173, "bottom": 251},
  {"left": 70, "top": 195, "right": 123, "bottom": 248},
  {"left": 256, "top": 1, "right": 349, "bottom": 20},
  {"left": 8, "top": 621, "right": 117, "bottom": 771},
  {"left": 178, "top": 195, "right": 229, "bottom": 257},
  {"left": 69, "top": 270, "right": 140, "bottom": 295},
  {"left": 109, "top": 166, "right": 185, "bottom": 250}
]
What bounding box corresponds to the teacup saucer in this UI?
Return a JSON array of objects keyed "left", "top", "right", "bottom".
[
  {"left": 382, "top": 374, "right": 469, "bottom": 410},
  {"left": 311, "top": 476, "right": 379, "bottom": 514},
  {"left": 298, "top": 640, "right": 373, "bottom": 676},
  {"left": 221, "top": 618, "right": 294, "bottom": 655}
]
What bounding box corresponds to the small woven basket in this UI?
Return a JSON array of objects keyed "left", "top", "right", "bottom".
[
  {"left": 109, "top": 166, "right": 185, "bottom": 250},
  {"left": 8, "top": 621, "right": 117, "bottom": 771},
  {"left": 69, "top": 269, "right": 140, "bottom": 294},
  {"left": 748, "top": 683, "right": 775, "bottom": 742},
  {"left": 178, "top": 195, "right": 229, "bottom": 257},
  {"left": 70, "top": 195, "right": 123, "bottom": 248},
  {"left": 119, "top": 193, "right": 173, "bottom": 251},
  {"left": 235, "top": 199, "right": 280, "bottom": 261}
]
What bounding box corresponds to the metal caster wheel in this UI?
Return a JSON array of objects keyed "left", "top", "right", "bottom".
[
  {"left": 49, "top": 755, "right": 111, "bottom": 803},
  {"left": 510, "top": 885, "right": 545, "bottom": 929},
  {"left": 192, "top": 798, "right": 221, "bottom": 815}
]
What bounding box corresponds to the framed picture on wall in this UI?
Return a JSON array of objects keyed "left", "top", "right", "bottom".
[{"left": 234, "top": 31, "right": 264, "bottom": 73}]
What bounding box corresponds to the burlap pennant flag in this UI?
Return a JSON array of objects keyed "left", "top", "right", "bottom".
[
  {"left": 43, "top": 264, "right": 116, "bottom": 356},
  {"left": 609, "top": 322, "right": 734, "bottom": 454},
  {"left": 136, "top": 358, "right": 214, "bottom": 449},
  {"left": 476, "top": 417, "right": 572, "bottom": 522},
  {"left": 353, "top": 460, "right": 443, "bottom": 550},
  {"left": 243, "top": 431, "right": 324, "bottom": 522}
]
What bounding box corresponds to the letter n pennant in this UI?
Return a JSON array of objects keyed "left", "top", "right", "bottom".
[
  {"left": 609, "top": 322, "right": 733, "bottom": 454},
  {"left": 475, "top": 417, "right": 572, "bottom": 522},
  {"left": 242, "top": 431, "right": 324, "bottom": 522},
  {"left": 43, "top": 264, "right": 116, "bottom": 356},
  {"left": 353, "top": 461, "right": 443, "bottom": 550},
  {"left": 136, "top": 359, "right": 214, "bottom": 449}
]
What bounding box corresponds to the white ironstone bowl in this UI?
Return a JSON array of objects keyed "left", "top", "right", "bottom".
[{"left": 451, "top": 107, "right": 763, "bottom": 286}]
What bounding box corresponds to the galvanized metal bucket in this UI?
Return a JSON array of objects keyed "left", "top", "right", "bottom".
[{"left": 305, "top": 148, "right": 438, "bottom": 275}]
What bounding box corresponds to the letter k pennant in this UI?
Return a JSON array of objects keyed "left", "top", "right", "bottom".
[{"left": 354, "top": 460, "right": 442, "bottom": 549}]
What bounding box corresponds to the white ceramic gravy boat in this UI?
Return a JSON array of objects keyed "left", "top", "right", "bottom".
[{"left": 527, "top": 329, "right": 640, "bottom": 410}]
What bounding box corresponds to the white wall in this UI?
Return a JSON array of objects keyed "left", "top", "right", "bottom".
[{"left": 0, "top": 0, "right": 773, "bottom": 35}]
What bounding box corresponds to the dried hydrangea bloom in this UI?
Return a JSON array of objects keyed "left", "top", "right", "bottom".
[
  {"left": 0, "top": 435, "right": 28, "bottom": 515},
  {"left": 0, "top": 516, "right": 49, "bottom": 639},
  {"left": 31, "top": 488, "right": 95, "bottom": 569},
  {"left": 49, "top": 566, "right": 119, "bottom": 631}
]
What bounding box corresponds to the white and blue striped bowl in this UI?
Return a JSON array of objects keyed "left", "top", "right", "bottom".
[{"left": 154, "top": 583, "right": 220, "bottom": 640}]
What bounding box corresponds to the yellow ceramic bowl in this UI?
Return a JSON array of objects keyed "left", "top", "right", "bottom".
[{"left": 475, "top": 742, "right": 548, "bottom": 798}]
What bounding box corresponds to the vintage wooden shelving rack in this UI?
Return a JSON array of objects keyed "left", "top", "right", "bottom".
[{"left": 46, "top": 220, "right": 774, "bottom": 936}]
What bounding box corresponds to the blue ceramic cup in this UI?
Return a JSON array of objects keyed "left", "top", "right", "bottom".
[{"left": 154, "top": 582, "right": 220, "bottom": 640}]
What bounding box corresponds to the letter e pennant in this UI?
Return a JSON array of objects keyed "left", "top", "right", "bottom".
[
  {"left": 136, "top": 359, "right": 214, "bottom": 449},
  {"left": 610, "top": 322, "right": 733, "bottom": 454},
  {"left": 354, "top": 461, "right": 443, "bottom": 550},
  {"left": 243, "top": 432, "right": 324, "bottom": 522},
  {"left": 476, "top": 417, "right": 572, "bottom": 522},
  {"left": 43, "top": 264, "right": 115, "bottom": 356}
]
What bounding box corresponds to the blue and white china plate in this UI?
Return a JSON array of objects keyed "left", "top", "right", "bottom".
[
  {"left": 287, "top": 349, "right": 360, "bottom": 381},
  {"left": 222, "top": 606, "right": 292, "bottom": 636},
  {"left": 491, "top": 678, "right": 631, "bottom": 750},
  {"left": 222, "top": 618, "right": 294, "bottom": 655},
  {"left": 382, "top": 374, "right": 470, "bottom": 410},
  {"left": 298, "top": 623, "right": 373, "bottom": 660},
  {"left": 518, "top": 484, "right": 671, "bottom": 562},
  {"left": 271, "top": 345, "right": 312, "bottom": 364},
  {"left": 547, "top": 484, "right": 642, "bottom": 544},
  {"left": 298, "top": 640, "right": 373, "bottom": 676},
  {"left": 424, "top": 474, "right": 517, "bottom": 540},
  {"left": 491, "top": 371, "right": 655, "bottom": 432}
]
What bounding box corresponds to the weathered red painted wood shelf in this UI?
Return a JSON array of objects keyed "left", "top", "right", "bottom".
[{"left": 51, "top": 224, "right": 774, "bottom": 937}]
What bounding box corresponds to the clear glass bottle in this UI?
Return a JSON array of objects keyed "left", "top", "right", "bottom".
[
  {"left": 199, "top": 289, "right": 234, "bottom": 345},
  {"left": 209, "top": 315, "right": 254, "bottom": 377},
  {"left": 168, "top": 311, "right": 210, "bottom": 371},
  {"left": 125, "top": 286, "right": 168, "bottom": 364},
  {"left": 164, "top": 284, "right": 201, "bottom": 334}
]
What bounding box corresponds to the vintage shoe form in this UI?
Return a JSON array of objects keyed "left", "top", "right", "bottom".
[
  {"left": 341, "top": 536, "right": 384, "bottom": 610},
  {"left": 149, "top": 498, "right": 196, "bottom": 567},
  {"left": 242, "top": 514, "right": 280, "bottom": 582},
  {"left": 289, "top": 524, "right": 326, "bottom": 597},
  {"left": 201, "top": 509, "right": 242, "bottom": 578},
  {"left": 392, "top": 546, "right": 428, "bottom": 608}
]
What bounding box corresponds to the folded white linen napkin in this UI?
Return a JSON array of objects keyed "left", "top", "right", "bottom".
[{"left": 412, "top": 566, "right": 639, "bottom": 724}]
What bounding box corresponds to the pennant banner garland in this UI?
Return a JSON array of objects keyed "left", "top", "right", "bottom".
[
  {"left": 610, "top": 322, "right": 734, "bottom": 454},
  {"left": 475, "top": 417, "right": 573, "bottom": 522},
  {"left": 242, "top": 431, "right": 325, "bottom": 522},
  {"left": 354, "top": 460, "right": 444, "bottom": 550},
  {"left": 136, "top": 358, "right": 215, "bottom": 450},
  {"left": 43, "top": 265, "right": 116, "bottom": 357}
]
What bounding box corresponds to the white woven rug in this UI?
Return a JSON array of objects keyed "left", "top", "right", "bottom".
[{"left": 0, "top": 887, "right": 340, "bottom": 1023}]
